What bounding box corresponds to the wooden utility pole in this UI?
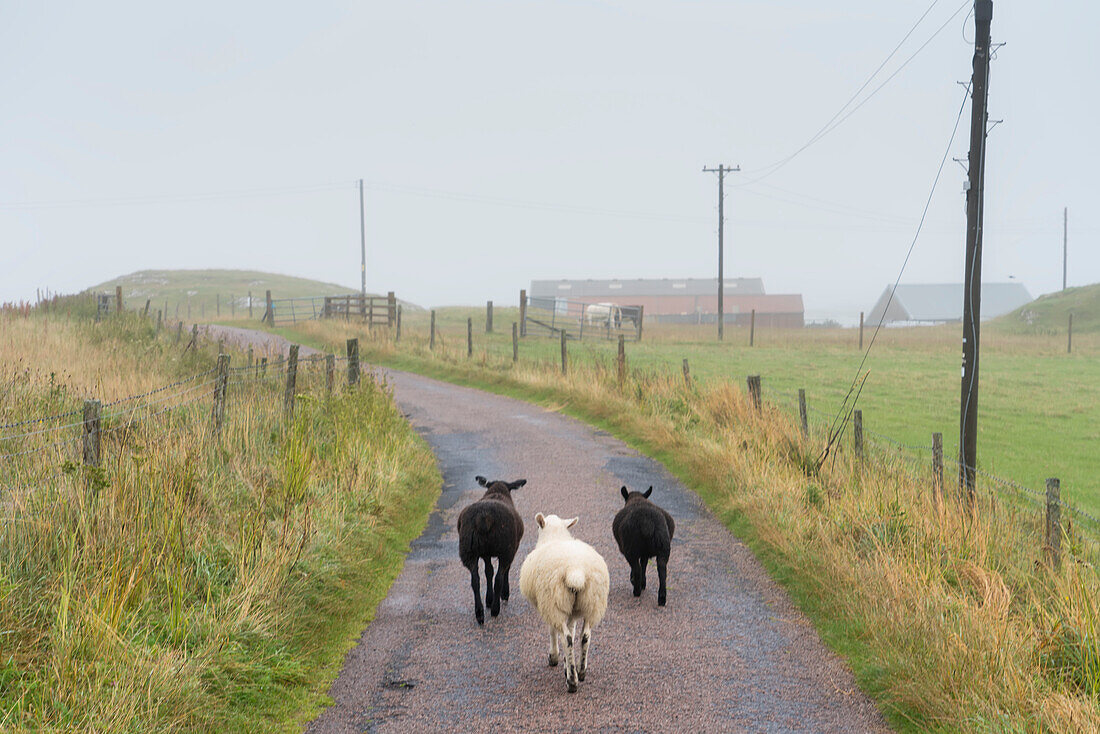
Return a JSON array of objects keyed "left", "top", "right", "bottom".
[
  {"left": 959, "top": 0, "right": 994, "bottom": 506},
  {"left": 703, "top": 163, "right": 740, "bottom": 341},
  {"left": 519, "top": 289, "right": 527, "bottom": 337},
  {"left": 359, "top": 179, "right": 367, "bottom": 296}
]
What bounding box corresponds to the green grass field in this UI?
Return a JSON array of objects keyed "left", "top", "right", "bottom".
[
  {"left": 86, "top": 269, "right": 367, "bottom": 319},
  {"left": 394, "top": 302, "right": 1100, "bottom": 517}
]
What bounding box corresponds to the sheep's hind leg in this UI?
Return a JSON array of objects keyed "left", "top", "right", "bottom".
[
  {"left": 562, "top": 622, "right": 578, "bottom": 693},
  {"left": 483, "top": 558, "right": 499, "bottom": 617},
  {"left": 548, "top": 630, "right": 560, "bottom": 666},
  {"left": 577, "top": 619, "right": 591, "bottom": 682},
  {"left": 631, "top": 558, "right": 643, "bottom": 597},
  {"left": 496, "top": 559, "right": 511, "bottom": 604},
  {"left": 656, "top": 554, "right": 669, "bottom": 606},
  {"left": 469, "top": 564, "right": 484, "bottom": 625}
]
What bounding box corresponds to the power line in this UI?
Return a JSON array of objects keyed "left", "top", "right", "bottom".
[
  {"left": 819, "top": 79, "right": 974, "bottom": 468},
  {"left": 737, "top": 0, "right": 971, "bottom": 187}
]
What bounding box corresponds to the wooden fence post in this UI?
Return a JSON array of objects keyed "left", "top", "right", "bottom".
[
  {"left": 519, "top": 289, "right": 527, "bottom": 337},
  {"left": 1068, "top": 313, "right": 1073, "bottom": 354},
  {"left": 486, "top": 301, "right": 493, "bottom": 333},
  {"left": 749, "top": 309, "right": 756, "bottom": 347},
  {"left": 560, "top": 330, "right": 568, "bottom": 375},
  {"left": 798, "top": 388, "right": 809, "bottom": 438},
  {"left": 932, "top": 432, "right": 944, "bottom": 510},
  {"left": 175, "top": 321, "right": 182, "bottom": 343},
  {"left": 637, "top": 305, "right": 644, "bottom": 341},
  {"left": 260, "top": 356, "right": 268, "bottom": 378},
  {"left": 156, "top": 309, "right": 162, "bottom": 331},
  {"left": 82, "top": 399, "right": 102, "bottom": 467},
  {"left": 467, "top": 317, "right": 473, "bottom": 358},
  {"left": 617, "top": 335, "right": 626, "bottom": 388},
  {"left": 396, "top": 305, "right": 402, "bottom": 342},
  {"left": 264, "top": 290, "right": 273, "bottom": 324},
  {"left": 853, "top": 409, "right": 864, "bottom": 461},
  {"left": 512, "top": 322, "right": 518, "bottom": 363},
  {"left": 247, "top": 345, "right": 253, "bottom": 370},
  {"left": 325, "top": 353, "right": 335, "bottom": 394},
  {"left": 859, "top": 311, "right": 865, "bottom": 350},
  {"left": 682, "top": 358, "right": 691, "bottom": 388},
  {"left": 216, "top": 293, "right": 220, "bottom": 316},
  {"left": 284, "top": 345, "right": 299, "bottom": 416},
  {"left": 1046, "top": 477, "right": 1062, "bottom": 569},
  {"left": 430, "top": 310, "right": 436, "bottom": 350},
  {"left": 747, "top": 375, "right": 762, "bottom": 411},
  {"left": 212, "top": 354, "right": 230, "bottom": 436},
  {"left": 115, "top": 286, "right": 123, "bottom": 313},
  {"left": 143, "top": 299, "right": 150, "bottom": 317},
  {"left": 347, "top": 338, "right": 360, "bottom": 386},
  {"left": 388, "top": 292, "right": 397, "bottom": 327}
]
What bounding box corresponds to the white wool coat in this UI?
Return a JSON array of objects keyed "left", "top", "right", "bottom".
[{"left": 520, "top": 531, "right": 609, "bottom": 630}]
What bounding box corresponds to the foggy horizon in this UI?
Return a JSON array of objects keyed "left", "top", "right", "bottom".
[{"left": 3, "top": 1, "right": 1096, "bottom": 318}]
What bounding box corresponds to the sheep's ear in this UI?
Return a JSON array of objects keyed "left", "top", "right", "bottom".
[
  {"left": 644, "top": 486, "right": 653, "bottom": 498},
  {"left": 566, "top": 517, "right": 578, "bottom": 528},
  {"left": 476, "top": 476, "right": 489, "bottom": 487},
  {"left": 535, "top": 513, "right": 546, "bottom": 528},
  {"left": 621, "top": 486, "right": 630, "bottom": 501},
  {"left": 509, "top": 479, "right": 527, "bottom": 491}
]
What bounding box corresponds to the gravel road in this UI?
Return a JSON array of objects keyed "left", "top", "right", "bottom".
[{"left": 200, "top": 326, "right": 890, "bottom": 733}]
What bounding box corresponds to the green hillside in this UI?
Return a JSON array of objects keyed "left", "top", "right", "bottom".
[
  {"left": 85, "top": 269, "right": 370, "bottom": 320},
  {"left": 992, "top": 283, "right": 1100, "bottom": 334}
]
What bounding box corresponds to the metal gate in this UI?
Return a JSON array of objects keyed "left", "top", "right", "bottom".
[{"left": 522, "top": 296, "right": 643, "bottom": 341}]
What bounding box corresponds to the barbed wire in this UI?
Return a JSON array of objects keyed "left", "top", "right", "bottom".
[
  {"left": 0, "top": 406, "right": 84, "bottom": 432},
  {"left": 0, "top": 435, "right": 79, "bottom": 460},
  {"left": 99, "top": 368, "right": 218, "bottom": 409},
  {"left": 0, "top": 416, "right": 91, "bottom": 442}
]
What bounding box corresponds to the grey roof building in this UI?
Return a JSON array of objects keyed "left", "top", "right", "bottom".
[{"left": 866, "top": 283, "right": 1033, "bottom": 325}]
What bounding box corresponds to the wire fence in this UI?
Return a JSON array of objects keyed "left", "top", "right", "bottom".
[
  {"left": 1, "top": 337, "right": 367, "bottom": 508},
  {"left": 764, "top": 380, "right": 1098, "bottom": 556}
]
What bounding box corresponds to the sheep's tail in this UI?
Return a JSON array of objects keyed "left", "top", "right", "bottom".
[{"left": 565, "top": 567, "right": 586, "bottom": 593}]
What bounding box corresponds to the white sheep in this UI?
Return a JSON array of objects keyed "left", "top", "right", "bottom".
[{"left": 519, "top": 513, "right": 610, "bottom": 693}]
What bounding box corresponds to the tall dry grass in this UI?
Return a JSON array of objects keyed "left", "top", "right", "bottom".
[
  {"left": 1, "top": 301, "right": 439, "bottom": 732},
  {"left": 286, "top": 317, "right": 1100, "bottom": 732}
]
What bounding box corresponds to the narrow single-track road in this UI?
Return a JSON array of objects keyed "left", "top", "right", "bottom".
[
  {"left": 199, "top": 325, "right": 887, "bottom": 732},
  {"left": 307, "top": 368, "right": 890, "bottom": 733}
]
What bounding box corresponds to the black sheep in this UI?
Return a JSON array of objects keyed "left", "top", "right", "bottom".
[
  {"left": 457, "top": 475, "right": 526, "bottom": 625},
  {"left": 611, "top": 485, "right": 675, "bottom": 606}
]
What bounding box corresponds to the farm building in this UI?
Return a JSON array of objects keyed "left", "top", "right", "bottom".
[
  {"left": 866, "top": 282, "right": 1033, "bottom": 325},
  {"left": 529, "top": 278, "right": 805, "bottom": 328}
]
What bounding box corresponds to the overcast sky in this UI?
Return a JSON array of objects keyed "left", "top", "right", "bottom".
[{"left": 2, "top": 1, "right": 1096, "bottom": 319}]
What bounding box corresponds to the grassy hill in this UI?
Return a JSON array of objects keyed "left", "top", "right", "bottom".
[
  {"left": 85, "top": 269, "right": 368, "bottom": 319},
  {"left": 992, "top": 282, "right": 1100, "bottom": 334}
]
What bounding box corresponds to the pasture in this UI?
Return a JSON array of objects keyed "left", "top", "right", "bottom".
[{"left": 389, "top": 304, "right": 1100, "bottom": 516}]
